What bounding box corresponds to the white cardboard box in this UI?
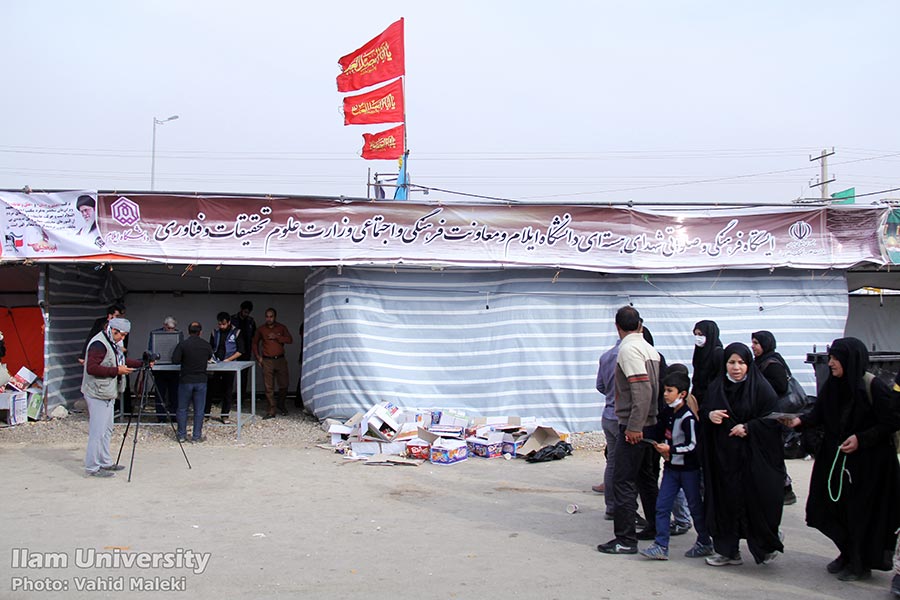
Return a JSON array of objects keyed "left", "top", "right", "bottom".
[{"left": 0, "top": 391, "right": 27, "bottom": 425}]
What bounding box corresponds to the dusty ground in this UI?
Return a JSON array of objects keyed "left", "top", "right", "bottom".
[{"left": 0, "top": 414, "right": 895, "bottom": 599}]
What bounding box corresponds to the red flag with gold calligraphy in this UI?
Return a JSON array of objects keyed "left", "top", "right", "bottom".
[
  {"left": 343, "top": 78, "right": 404, "bottom": 125},
  {"left": 361, "top": 125, "right": 405, "bottom": 160},
  {"left": 336, "top": 18, "right": 405, "bottom": 93}
]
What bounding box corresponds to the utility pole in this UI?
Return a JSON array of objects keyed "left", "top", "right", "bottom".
[{"left": 809, "top": 148, "right": 835, "bottom": 200}]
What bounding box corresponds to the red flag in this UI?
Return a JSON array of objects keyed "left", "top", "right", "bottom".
[
  {"left": 361, "top": 125, "right": 405, "bottom": 160},
  {"left": 337, "top": 18, "right": 405, "bottom": 93},
  {"left": 343, "top": 79, "right": 404, "bottom": 125}
]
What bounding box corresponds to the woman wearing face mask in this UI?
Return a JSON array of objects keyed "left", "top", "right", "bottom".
[
  {"left": 783, "top": 338, "right": 900, "bottom": 582},
  {"left": 691, "top": 320, "right": 724, "bottom": 403},
  {"left": 701, "top": 342, "right": 785, "bottom": 567}
]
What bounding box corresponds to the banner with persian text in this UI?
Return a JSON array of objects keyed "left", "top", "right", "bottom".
[
  {"left": 1, "top": 191, "right": 888, "bottom": 272},
  {"left": 87, "top": 194, "right": 889, "bottom": 271},
  {"left": 1, "top": 190, "right": 106, "bottom": 260}
]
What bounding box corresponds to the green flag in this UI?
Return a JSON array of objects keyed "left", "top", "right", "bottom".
[{"left": 831, "top": 187, "right": 856, "bottom": 204}]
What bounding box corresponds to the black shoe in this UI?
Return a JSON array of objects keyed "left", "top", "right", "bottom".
[
  {"left": 826, "top": 555, "right": 848, "bottom": 574},
  {"left": 597, "top": 539, "right": 637, "bottom": 555},
  {"left": 263, "top": 413, "right": 276, "bottom": 420},
  {"left": 604, "top": 512, "right": 614, "bottom": 521},
  {"left": 670, "top": 523, "right": 692, "bottom": 536},
  {"left": 890, "top": 573, "right": 900, "bottom": 597},
  {"left": 636, "top": 529, "right": 657, "bottom": 541},
  {"left": 837, "top": 568, "right": 871, "bottom": 582},
  {"left": 635, "top": 515, "right": 649, "bottom": 529},
  {"left": 783, "top": 489, "right": 797, "bottom": 505}
]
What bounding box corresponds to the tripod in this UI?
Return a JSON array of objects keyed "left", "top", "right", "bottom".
[{"left": 116, "top": 364, "right": 191, "bottom": 482}]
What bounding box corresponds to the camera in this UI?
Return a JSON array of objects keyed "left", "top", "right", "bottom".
[{"left": 142, "top": 351, "right": 160, "bottom": 366}]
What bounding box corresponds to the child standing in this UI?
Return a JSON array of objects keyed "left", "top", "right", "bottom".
[{"left": 639, "top": 370, "right": 713, "bottom": 560}]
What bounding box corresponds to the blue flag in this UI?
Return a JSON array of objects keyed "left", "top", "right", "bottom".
[{"left": 393, "top": 153, "right": 409, "bottom": 201}]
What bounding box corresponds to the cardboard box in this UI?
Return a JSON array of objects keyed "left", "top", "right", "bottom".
[
  {"left": 518, "top": 426, "right": 562, "bottom": 457},
  {"left": 26, "top": 389, "right": 44, "bottom": 421},
  {"left": 350, "top": 441, "right": 407, "bottom": 456},
  {"left": 428, "top": 425, "right": 465, "bottom": 439},
  {"left": 430, "top": 438, "right": 468, "bottom": 465},
  {"left": 361, "top": 404, "right": 401, "bottom": 441},
  {"left": 466, "top": 432, "right": 504, "bottom": 459},
  {"left": 405, "top": 438, "right": 431, "bottom": 460},
  {"left": 7, "top": 366, "right": 38, "bottom": 392},
  {"left": 502, "top": 432, "right": 528, "bottom": 457},
  {"left": 0, "top": 391, "right": 27, "bottom": 425}
]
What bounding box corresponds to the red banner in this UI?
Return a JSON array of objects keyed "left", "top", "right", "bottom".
[
  {"left": 336, "top": 18, "right": 405, "bottom": 93},
  {"left": 343, "top": 79, "right": 404, "bottom": 125},
  {"left": 361, "top": 125, "right": 405, "bottom": 160}
]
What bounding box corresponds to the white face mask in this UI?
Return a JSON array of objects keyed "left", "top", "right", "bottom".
[
  {"left": 694, "top": 335, "right": 706, "bottom": 348},
  {"left": 666, "top": 397, "right": 684, "bottom": 410}
]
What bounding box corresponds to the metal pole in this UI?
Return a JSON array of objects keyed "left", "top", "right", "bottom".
[{"left": 150, "top": 117, "right": 158, "bottom": 191}]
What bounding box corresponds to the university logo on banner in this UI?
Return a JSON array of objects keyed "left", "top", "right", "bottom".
[
  {"left": 336, "top": 18, "right": 405, "bottom": 93},
  {"left": 343, "top": 78, "right": 404, "bottom": 125},
  {"left": 361, "top": 125, "right": 405, "bottom": 160}
]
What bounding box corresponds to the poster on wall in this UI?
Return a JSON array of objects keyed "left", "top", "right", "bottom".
[{"left": 0, "top": 190, "right": 105, "bottom": 260}]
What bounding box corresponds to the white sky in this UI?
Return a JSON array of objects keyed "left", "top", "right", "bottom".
[{"left": 1, "top": 0, "right": 898, "bottom": 205}]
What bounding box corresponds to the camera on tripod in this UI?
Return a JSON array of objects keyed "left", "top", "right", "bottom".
[{"left": 142, "top": 351, "right": 160, "bottom": 367}]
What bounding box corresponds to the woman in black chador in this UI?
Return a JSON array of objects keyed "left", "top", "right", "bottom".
[
  {"left": 784, "top": 337, "right": 900, "bottom": 582},
  {"left": 691, "top": 320, "right": 724, "bottom": 403},
  {"left": 701, "top": 342, "right": 785, "bottom": 567}
]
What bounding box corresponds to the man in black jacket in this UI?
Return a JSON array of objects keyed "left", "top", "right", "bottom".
[{"left": 172, "top": 322, "right": 214, "bottom": 443}]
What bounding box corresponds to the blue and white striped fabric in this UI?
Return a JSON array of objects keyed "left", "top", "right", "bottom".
[{"left": 301, "top": 267, "right": 848, "bottom": 432}]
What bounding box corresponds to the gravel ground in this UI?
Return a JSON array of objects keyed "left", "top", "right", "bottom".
[{"left": 0, "top": 407, "right": 606, "bottom": 451}]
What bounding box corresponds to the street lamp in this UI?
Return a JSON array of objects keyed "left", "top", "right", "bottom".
[{"left": 150, "top": 114, "right": 179, "bottom": 191}]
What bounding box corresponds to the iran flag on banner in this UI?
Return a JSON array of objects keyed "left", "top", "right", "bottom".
[
  {"left": 361, "top": 125, "right": 405, "bottom": 160},
  {"left": 336, "top": 18, "right": 405, "bottom": 93},
  {"left": 343, "top": 78, "right": 404, "bottom": 125}
]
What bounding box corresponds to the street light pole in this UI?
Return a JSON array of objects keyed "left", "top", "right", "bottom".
[{"left": 150, "top": 115, "right": 179, "bottom": 191}]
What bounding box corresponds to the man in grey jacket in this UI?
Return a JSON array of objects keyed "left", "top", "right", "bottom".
[{"left": 82, "top": 317, "right": 143, "bottom": 478}]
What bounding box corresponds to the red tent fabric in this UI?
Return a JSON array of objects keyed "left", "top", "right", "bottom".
[{"left": 0, "top": 307, "right": 44, "bottom": 379}]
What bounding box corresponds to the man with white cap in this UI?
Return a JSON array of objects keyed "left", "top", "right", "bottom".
[{"left": 82, "top": 317, "right": 144, "bottom": 478}]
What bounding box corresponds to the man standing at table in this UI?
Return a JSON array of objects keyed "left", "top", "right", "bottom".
[
  {"left": 206, "top": 312, "right": 246, "bottom": 424},
  {"left": 172, "top": 322, "right": 213, "bottom": 443},
  {"left": 251, "top": 307, "right": 293, "bottom": 419}
]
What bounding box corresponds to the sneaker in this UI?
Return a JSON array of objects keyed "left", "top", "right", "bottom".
[
  {"left": 761, "top": 550, "right": 780, "bottom": 565},
  {"left": 591, "top": 483, "right": 605, "bottom": 494},
  {"left": 263, "top": 413, "right": 276, "bottom": 420},
  {"left": 706, "top": 552, "right": 743, "bottom": 566},
  {"left": 639, "top": 543, "right": 669, "bottom": 560},
  {"left": 890, "top": 573, "right": 899, "bottom": 597},
  {"left": 636, "top": 528, "right": 657, "bottom": 541},
  {"left": 670, "top": 522, "right": 692, "bottom": 536},
  {"left": 826, "top": 555, "right": 847, "bottom": 574},
  {"left": 190, "top": 436, "right": 205, "bottom": 443},
  {"left": 635, "top": 514, "right": 649, "bottom": 529},
  {"left": 100, "top": 464, "right": 125, "bottom": 471},
  {"left": 177, "top": 436, "right": 187, "bottom": 443},
  {"left": 86, "top": 469, "right": 115, "bottom": 478},
  {"left": 783, "top": 489, "right": 797, "bottom": 505},
  {"left": 684, "top": 541, "right": 714, "bottom": 558},
  {"left": 597, "top": 539, "right": 638, "bottom": 555},
  {"left": 219, "top": 415, "right": 230, "bottom": 424}
]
